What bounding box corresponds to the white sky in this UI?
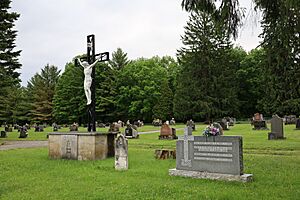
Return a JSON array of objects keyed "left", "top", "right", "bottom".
[{"left": 10, "top": 0, "right": 262, "bottom": 86}]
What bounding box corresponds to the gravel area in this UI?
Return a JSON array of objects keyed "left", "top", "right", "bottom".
[{"left": 0, "top": 140, "right": 48, "bottom": 151}]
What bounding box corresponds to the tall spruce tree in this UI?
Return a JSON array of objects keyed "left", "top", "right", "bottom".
[
  {"left": 0, "top": 0, "right": 21, "bottom": 123},
  {"left": 174, "top": 11, "right": 239, "bottom": 122}
]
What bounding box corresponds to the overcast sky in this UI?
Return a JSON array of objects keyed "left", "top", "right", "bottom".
[{"left": 11, "top": 0, "right": 262, "bottom": 86}]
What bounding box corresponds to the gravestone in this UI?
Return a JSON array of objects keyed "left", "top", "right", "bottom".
[
  {"left": 268, "top": 115, "right": 285, "bottom": 140},
  {"left": 19, "top": 126, "right": 28, "bottom": 138},
  {"left": 115, "top": 134, "right": 128, "bottom": 170},
  {"left": 35, "top": 125, "right": 44, "bottom": 132},
  {"left": 159, "top": 124, "right": 177, "bottom": 140},
  {"left": 252, "top": 113, "right": 268, "bottom": 130},
  {"left": 169, "top": 127, "right": 253, "bottom": 182},
  {"left": 219, "top": 120, "right": 229, "bottom": 131},
  {"left": 284, "top": 115, "right": 297, "bottom": 125},
  {"left": 97, "top": 123, "right": 106, "bottom": 128},
  {"left": 125, "top": 124, "right": 139, "bottom": 139},
  {"left": 170, "top": 118, "right": 176, "bottom": 125},
  {"left": 70, "top": 123, "right": 78, "bottom": 132},
  {"left": 108, "top": 123, "right": 120, "bottom": 133},
  {"left": 4, "top": 125, "right": 12, "bottom": 132},
  {"left": 0, "top": 131, "right": 7, "bottom": 138},
  {"left": 52, "top": 123, "right": 58, "bottom": 132},
  {"left": 186, "top": 119, "right": 195, "bottom": 131},
  {"left": 296, "top": 118, "right": 300, "bottom": 130},
  {"left": 153, "top": 119, "right": 162, "bottom": 126}
]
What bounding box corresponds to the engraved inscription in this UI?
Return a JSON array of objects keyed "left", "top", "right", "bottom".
[
  {"left": 194, "top": 157, "right": 233, "bottom": 162},
  {"left": 193, "top": 142, "right": 234, "bottom": 163},
  {"left": 194, "top": 152, "right": 233, "bottom": 158},
  {"left": 194, "top": 146, "right": 232, "bottom": 152},
  {"left": 194, "top": 142, "right": 232, "bottom": 146}
]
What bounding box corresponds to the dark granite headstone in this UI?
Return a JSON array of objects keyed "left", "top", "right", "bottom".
[
  {"left": 19, "top": 126, "right": 28, "bottom": 138},
  {"left": 0, "top": 131, "right": 7, "bottom": 138},
  {"left": 125, "top": 124, "right": 139, "bottom": 139},
  {"left": 268, "top": 115, "right": 285, "bottom": 140},
  {"left": 296, "top": 118, "right": 300, "bottom": 130}
]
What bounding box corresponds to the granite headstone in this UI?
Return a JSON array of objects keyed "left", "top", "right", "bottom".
[{"left": 169, "top": 127, "right": 252, "bottom": 182}]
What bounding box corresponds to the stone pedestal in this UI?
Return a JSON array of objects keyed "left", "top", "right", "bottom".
[{"left": 48, "top": 132, "right": 117, "bottom": 160}]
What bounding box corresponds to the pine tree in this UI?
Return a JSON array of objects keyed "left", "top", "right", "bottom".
[
  {"left": 174, "top": 11, "right": 238, "bottom": 121},
  {"left": 28, "top": 64, "right": 60, "bottom": 123},
  {"left": 109, "top": 48, "right": 130, "bottom": 70},
  {"left": 0, "top": 0, "right": 21, "bottom": 123}
]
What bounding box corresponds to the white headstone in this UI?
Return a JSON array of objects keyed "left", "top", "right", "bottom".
[{"left": 115, "top": 134, "right": 128, "bottom": 170}]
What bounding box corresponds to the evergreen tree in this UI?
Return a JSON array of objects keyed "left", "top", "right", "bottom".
[
  {"left": 152, "top": 79, "right": 173, "bottom": 121},
  {"left": 181, "top": 0, "right": 245, "bottom": 39},
  {"left": 0, "top": 0, "right": 21, "bottom": 123},
  {"left": 53, "top": 61, "right": 85, "bottom": 124},
  {"left": 174, "top": 11, "right": 238, "bottom": 121},
  {"left": 256, "top": 0, "right": 300, "bottom": 115},
  {"left": 28, "top": 64, "right": 60, "bottom": 123},
  {"left": 109, "top": 48, "right": 130, "bottom": 70}
]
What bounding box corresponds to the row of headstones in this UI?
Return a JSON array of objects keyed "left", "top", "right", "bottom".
[
  {"left": 252, "top": 113, "right": 300, "bottom": 130},
  {"left": 158, "top": 119, "right": 232, "bottom": 140},
  {"left": 254, "top": 114, "right": 300, "bottom": 140}
]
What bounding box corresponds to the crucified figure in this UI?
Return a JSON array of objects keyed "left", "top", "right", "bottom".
[{"left": 77, "top": 58, "right": 100, "bottom": 105}]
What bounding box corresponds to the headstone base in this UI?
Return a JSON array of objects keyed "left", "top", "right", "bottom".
[
  {"left": 169, "top": 169, "right": 253, "bottom": 182},
  {"left": 268, "top": 133, "right": 286, "bottom": 140},
  {"left": 158, "top": 135, "right": 178, "bottom": 140}
]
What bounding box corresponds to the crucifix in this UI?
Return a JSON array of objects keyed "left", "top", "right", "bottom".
[{"left": 76, "top": 34, "right": 109, "bottom": 132}]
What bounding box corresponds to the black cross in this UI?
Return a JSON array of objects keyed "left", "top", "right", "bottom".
[{"left": 77, "top": 35, "right": 109, "bottom": 132}]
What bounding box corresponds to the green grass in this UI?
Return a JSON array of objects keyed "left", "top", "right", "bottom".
[{"left": 0, "top": 124, "right": 300, "bottom": 199}]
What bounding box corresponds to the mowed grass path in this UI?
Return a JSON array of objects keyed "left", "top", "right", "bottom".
[{"left": 0, "top": 124, "right": 300, "bottom": 199}]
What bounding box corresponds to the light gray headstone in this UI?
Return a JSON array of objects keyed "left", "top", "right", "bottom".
[
  {"left": 270, "top": 115, "right": 284, "bottom": 138},
  {"left": 115, "top": 134, "right": 128, "bottom": 170}
]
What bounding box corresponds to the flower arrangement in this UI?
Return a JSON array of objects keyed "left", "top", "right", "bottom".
[{"left": 203, "top": 124, "right": 221, "bottom": 136}]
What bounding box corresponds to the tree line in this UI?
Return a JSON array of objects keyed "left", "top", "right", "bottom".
[{"left": 1, "top": 0, "right": 299, "bottom": 125}]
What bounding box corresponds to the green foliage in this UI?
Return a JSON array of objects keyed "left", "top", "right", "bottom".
[
  {"left": 115, "top": 57, "right": 169, "bottom": 121},
  {"left": 174, "top": 11, "right": 239, "bottom": 121},
  {"left": 109, "top": 48, "right": 130, "bottom": 70},
  {"left": 236, "top": 48, "right": 265, "bottom": 117},
  {"left": 256, "top": 0, "right": 300, "bottom": 115},
  {"left": 28, "top": 64, "right": 60, "bottom": 123},
  {"left": 95, "top": 62, "right": 117, "bottom": 122},
  {"left": 181, "top": 0, "right": 245, "bottom": 39},
  {"left": 0, "top": 0, "right": 21, "bottom": 123},
  {"left": 53, "top": 62, "right": 85, "bottom": 124},
  {"left": 152, "top": 79, "right": 173, "bottom": 121}
]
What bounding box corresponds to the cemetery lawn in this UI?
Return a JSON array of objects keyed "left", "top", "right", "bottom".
[{"left": 0, "top": 124, "right": 300, "bottom": 200}]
